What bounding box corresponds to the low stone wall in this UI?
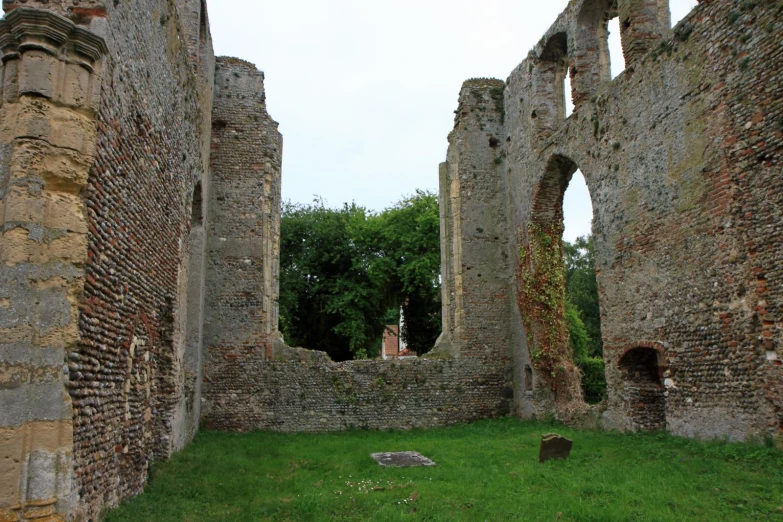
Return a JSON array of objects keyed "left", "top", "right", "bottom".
[{"left": 202, "top": 346, "right": 512, "bottom": 432}]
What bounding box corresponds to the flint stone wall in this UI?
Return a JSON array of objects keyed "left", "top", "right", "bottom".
[
  {"left": 202, "top": 346, "right": 512, "bottom": 432},
  {"left": 441, "top": 0, "right": 783, "bottom": 443},
  {"left": 0, "top": 0, "right": 222, "bottom": 519}
]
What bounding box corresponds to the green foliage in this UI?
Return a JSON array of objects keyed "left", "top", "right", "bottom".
[
  {"left": 579, "top": 356, "right": 607, "bottom": 404},
  {"left": 279, "top": 192, "right": 441, "bottom": 361},
  {"left": 564, "top": 300, "right": 589, "bottom": 363},
  {"left": 563, "top": 235, "right": 607, "bottom": 403},
  {"left": 278, "top": 199, "right": 386, "bottom": 361},
  {"left": 563, "top": 235, "right": 603, "bottom": 357},
  {"left": 106, "top": 418, "right": 783, "bottom": 522},
  {"left": 370, "top": 191, "right": 442, "bottom": 355}
]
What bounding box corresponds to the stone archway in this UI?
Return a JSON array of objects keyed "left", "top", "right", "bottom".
[
  {"left": 618, "top": 346, "right": 666, "bottom": 431},
  {"left": 518, "top": 154, "right": 604, "bottom": 409}
]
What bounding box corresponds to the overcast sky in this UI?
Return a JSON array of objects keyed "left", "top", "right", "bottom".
[{"left": 207, "top": 0, "right": 698, "bottom": 242}]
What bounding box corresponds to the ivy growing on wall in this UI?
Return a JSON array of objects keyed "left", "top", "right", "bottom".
[{"left": 517, "top": 222, "right": 586, "bottom": 418}]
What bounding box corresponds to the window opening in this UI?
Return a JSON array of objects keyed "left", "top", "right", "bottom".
[
  {"left": 192, "top": 181, "right": 203, "bottom": 226},
  {"left": 527, "top": 156, "right": 606, "bottom": 404},
  {"left": 607, "top": 17, "right": 625, "bottom": 78}
]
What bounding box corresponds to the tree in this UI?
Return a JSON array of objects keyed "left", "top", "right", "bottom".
[
  {"left": 278, "top": 191, "right": 442, "bottom": 360},
  {"left": 278, "top": 200, "right": 392, "bottom": 361},
  {"left": 563, "top": 235, "right": 606, "bottom": 403},
  {"left": 370, "top": 191, "right": 441, "bottom": 355},
  {"left": 563, "top": 235, "right": 603, "bottom": 357}
]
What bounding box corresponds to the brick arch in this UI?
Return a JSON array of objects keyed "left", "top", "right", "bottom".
[
  {"left": 539, "top": 31, "right": 569, "bottom": 62},
  {"left": 616, "top": 342, "right": 668, "bottom": 431},
  {"left": 617, "top": 340, "right": 667, "bottom": 367},
  {"left": 531, "top": 154, "right": 580, "bottom": 226},
  {"left": 519, "top": 153, "right": 604, "bottom": 405}
]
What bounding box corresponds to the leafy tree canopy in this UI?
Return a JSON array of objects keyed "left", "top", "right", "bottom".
[
  {"left": 564, "top": 235, "right": 603, "bottom": 358},
  {"left": 563, "top": 234, "right": 606, "bottom": 403},
  {"left": 279, "top": 191, "right": 441, "bottom": 361}
]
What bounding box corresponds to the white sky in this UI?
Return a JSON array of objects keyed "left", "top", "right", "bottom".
[{"left": 208, "top": 0, "right": 698, "bottom": 242}]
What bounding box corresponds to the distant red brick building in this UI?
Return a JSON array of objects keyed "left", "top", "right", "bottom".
[{"left": 381, "top": 325, "right": 416, "bottom": 359}]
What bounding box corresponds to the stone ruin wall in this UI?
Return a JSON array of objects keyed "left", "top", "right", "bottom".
[
  {"left": 0, "top": 0, "right": 271, "bottom": 519},
  {"left": 69, "top": 0, "right": 215, "bottom": 517},
  {"left": 198, "top": 60, "right": 513, "bottom": 435},
  {"left": 202, "top": 344, "right": 511, "bottom": 433},
  {"left": 441, "top": 0, "right": 783, "bottom": 443},
  {"left": 0, "top": 0, "right": 780, "bottom": 520},
  {"left": 200, "top": 56, "right": 284, "bottom": 427}
]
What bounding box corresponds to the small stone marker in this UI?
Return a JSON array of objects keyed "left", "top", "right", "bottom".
[
  {"left": 538, "top": 433, "right": 572, "bottom": 463},
  {"left": 371, "top": 451, "right": 436, "bottom": 467}
]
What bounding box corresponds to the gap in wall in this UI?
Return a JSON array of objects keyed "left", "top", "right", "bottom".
[{"left": 608, "top": 17, "right": 625, "bottom": 79}]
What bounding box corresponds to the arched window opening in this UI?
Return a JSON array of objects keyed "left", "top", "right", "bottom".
[
  {"left": 563, "top": 171, "right": 592, "bottom": 244},
  {"left": 619, "top": 347, "right": 666, "bottom": 431},
  {"left": 564, "top": 72, "right": 574, "bottom": 118},
  {"left": 524, "top": 365, "right": 534, "bottom": 392},
  {"left": 537, "top": 32, "right": 570, "bottom": 125},
  {"left": 523, "top": 156, "right": 606, "bottom": 404},
  {"left": 192, "top": 181, "right": 203, "bottom": 226},
  {"left": 607, "top": 17, "right": 626, "bottom": 78}
]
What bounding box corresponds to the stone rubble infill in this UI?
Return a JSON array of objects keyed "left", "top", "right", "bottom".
[{"left": 370, "top": 452, "right": 437, "bottom": 467}]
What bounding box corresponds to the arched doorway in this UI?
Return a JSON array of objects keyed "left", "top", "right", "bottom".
[
  {"left": 618, "top": 347, "right": 666, "bottom": 431},
  {"left": 518, "top": 154, "right": 605, "bottom": 407}
]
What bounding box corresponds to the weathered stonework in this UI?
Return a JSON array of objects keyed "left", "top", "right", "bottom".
[
  {"left": 197, "top": 62, "right": 513, "bottom": 434},
  {"left": 1, "top": 0, "right": 780, "bottom": 520},
  {"left": 202, "top": 344, "right": 511, "bottom": 433},
  {"left": 0, "top": 7, "right": 106, "bottom": 520},
  {"left": 0, "top": 1, "right": 269, "bottom": 520},
  {"left": 440, "top": 0, "right": 783, "bottom": 442}
]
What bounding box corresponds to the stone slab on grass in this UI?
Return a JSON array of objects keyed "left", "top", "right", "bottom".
[{"left": 371, "top": 451, "right": 436, "bottom": 467}]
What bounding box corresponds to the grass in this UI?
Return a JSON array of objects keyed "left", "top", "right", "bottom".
[{"left": 104, "top": 418, "right": 783, "bottom": 522}]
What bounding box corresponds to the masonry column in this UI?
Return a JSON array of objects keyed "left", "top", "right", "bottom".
[
  {"left": 618, "top": 0, "right": 670, "bottom": 63},
  {"left": 0, "top": 8, "right": 106, "bottom": 521},
  {"left": 434, "top": 79, "right": 511, "bottom": 356},
  {"left": 201, "top": 58, "right": 283, "bottom": 428}
]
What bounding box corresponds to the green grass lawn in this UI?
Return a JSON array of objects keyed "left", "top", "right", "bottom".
[{"left": 104, "top": 418, "right": 783, "bottom": 522}]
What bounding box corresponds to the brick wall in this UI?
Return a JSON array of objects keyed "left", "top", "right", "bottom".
[
  {"left": 67, "top": 1, "right": 213, "bottom": 518},
  {"left": 201, "top": 57, "right": 284, "bottom": 427},
  {"left": 382, "top": 325, "right": 400, "bottom": 358}
]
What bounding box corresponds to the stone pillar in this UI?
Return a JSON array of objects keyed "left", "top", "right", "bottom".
[
  {"left": 434, "top": 79, "right": 512, "bottom": 356},
  {"left": 201, "top": 58, "right": 283, "bottom": 426},
  {"left": 0, "top": 8, "right": 106, "bottom": 521},
  {"left": 618, "top": 0, "right": 669, "bottom": 64},
  {"left": 572, "top": 2, "right": 614, "bottom": 108}
]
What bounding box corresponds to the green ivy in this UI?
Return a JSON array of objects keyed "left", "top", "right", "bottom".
[{"left": 517, "top": 223, "right": 587, "bottom": 414}]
